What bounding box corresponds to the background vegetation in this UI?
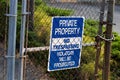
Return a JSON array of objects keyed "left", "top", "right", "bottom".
[
  {"left": 0, "top": 0, "right": 6, "bottom": 42},
  {"left": 116, "top": 0, "right": 120, "bottom": 4},
  {"left": 0, "top": 0, "right": 120, "bottom": 80},
  {"left": 27, "top": 1, "right": 120, "bottom": 80}
]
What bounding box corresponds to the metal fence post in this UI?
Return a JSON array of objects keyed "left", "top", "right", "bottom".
[
  {"left": 103, "top": 0, "right": 115, "bottom": 80},
  {"left": 94, "top": 0, "right": 106, "bottom": 80},
  {"left": 19, "top": 0, "right": 27, "bottom": 80},
  {"left": 6, "top": 0, "right": 18, "bottom": 80}
]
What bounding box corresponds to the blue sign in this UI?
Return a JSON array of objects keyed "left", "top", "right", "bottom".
[{"left": 48, "top": 16, "right": 85, "bottom": 71}]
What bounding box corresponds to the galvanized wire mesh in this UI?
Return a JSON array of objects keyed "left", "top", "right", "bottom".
[
  {"left": 0, "top": 0, "right": 108, "bottom": 80},
  {"left": 25, "top": 0, "right": 105, "bottom": 80},
  {"left": 0, "top": 0, "right": 7, "bottom": 79},
  {"left": 0, "top": 43, "right": 7, "bottom": 80},
  {"left": 27, "top": 0, "right": 104, "bottom": 48},
  {"left": 1, "top": 0, "right": 118, "bottom": 80}
]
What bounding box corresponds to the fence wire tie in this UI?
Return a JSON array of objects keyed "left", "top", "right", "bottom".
[
  {"left": 98, "top": 11, "right": 104, "bottom": 14},
  {"left": 97, "top": 34, "right": 114, "bottom": 42},
  {"left": 19, "top": 55, "right": 27, "bottom": 59},
  {"left": 22, "top": 12, "right": 31, "bottom": 15},
  {"left": 94, "top": 73, "right": 99, "bottom": 77},
  {"left": 5, "top": 56, "right": 15, "bottom": 58},
  {"left": 100, "top": 21, "right": 116, "bottom": 25},
  {"left": 5, "top": 14, "right": 17, "bottom": 17}
]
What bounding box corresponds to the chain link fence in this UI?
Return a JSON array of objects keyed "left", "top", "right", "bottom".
[
  {"left": 33, "top": 0, "right": 106, "bottom": 46},
  {"left": 26, "top": 0, "right": 105, "bottom": 80},
  {"left": 0, "top": 0, "right": 109, "bottom": 80},
  {"left": 0, "top": 0, "right": 118, "bottom": 80},
  {"left": 0, "top": 43, "right": 6, "bottom": 80},
  {"left": 0, "top": 0, "right": 7, "bottom": 79},
  {"left": 0, "top": 0, "right": 105, "bottom": 80}
]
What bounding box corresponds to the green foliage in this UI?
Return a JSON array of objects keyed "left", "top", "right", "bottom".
[
  {"left": 81, "top": 47, "right": 96, "bottom": 64},
  {"left": 110, "top": 32, "right": 120, "bottom": 79},
  {"left": 16, "top": 1, "right": 22, "bottom": 49},
  {"left": 45, "top": 7, "right": 73, "bottom": 16},
  {"left": 111, "top": 32, "right": 120, "bottom": 60},
  {"left": 0, "top": 0, "right": 117, "bottom": 79},
  {"left": 0, "top": 0, "right": 6, "bottom": 41},
  {"left": 29, "top": 0, "right": 73, "bottom": 47},
  {"left": 29, "top": 4, "right": 99, "bottom": 78},
  {"left": 29, "top": 1, "right": 99, "bottom": 78},
  {"left": 49, "top": 68, "right": 82, "bottom": 80},
  {"left": 28, "top": 50, "right": 49, "bottom": 67},
  {"left": 81, "top": 62, "right": 94, "bottom": 79},
  {"left": 0, "top": 0, "right": 119, "bottom": 79},
  {"left": 35, "top": 0, "right": 43, "bottom": 6},
  {"left": 28, "top": 31, "right": 44, "bottom": 47},
  {"left": 29, "top": 46, "right": 97, "bottom": 80},
  {"left": 84, "top": 19, "right": 99, "bottom": 37}
]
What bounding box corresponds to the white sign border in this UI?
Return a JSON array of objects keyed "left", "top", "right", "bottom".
[{"left": 48, "top": 16, "right": 85, "bottom": 71}]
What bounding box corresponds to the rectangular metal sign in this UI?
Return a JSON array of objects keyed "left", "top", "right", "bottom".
[{"left": 48, "top": 16, "right": 85, "bottom": 71}]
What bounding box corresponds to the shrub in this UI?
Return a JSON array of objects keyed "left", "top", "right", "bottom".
[
  {"left": 45, "top": 7, "right": 73, "bottom": 16},
  {"left": 31, "top": 1, "right": 73, "bottom": 46},
  {"left": 30, "top": 9, "right": 98, "bottom": 79},
  {"left": 0, "top": 0, "right": 6, "bottom": 41},
  {"left": 84, "top": 19, "right": 99, "bottom": 37},
  {"left": 111, "top": 32, "right": 120, "bottom": 79},
  {"left": 111, "top": 32, "right": 120, "bottom": 61}
]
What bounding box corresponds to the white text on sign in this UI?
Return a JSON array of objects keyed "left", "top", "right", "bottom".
[{"left": 59, "top": 20, "right": 77, "bottom": 27}]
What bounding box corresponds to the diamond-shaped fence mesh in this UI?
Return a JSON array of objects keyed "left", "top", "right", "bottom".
[
  {"left": 0, "top": 0, "right": 108, "bottom": 80},
  {"left": 0, "top": 44, "right": 6, "bottom": 80},
  {"left": 28, "top": 0, "right": 104, "bottom": 47},
  {"left": 1, "top": 0, "right": 119, "bottom": 79},
  {"left": 0, "top": 0, "right": 7, "bottom": 79},
  {"left": 25, "top": 0, "right": 105, "bottom": 80}
]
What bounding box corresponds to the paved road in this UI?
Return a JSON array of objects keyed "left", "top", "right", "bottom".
[{"left": 47, "top": 3, "right": 120, "bottom": 34}]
